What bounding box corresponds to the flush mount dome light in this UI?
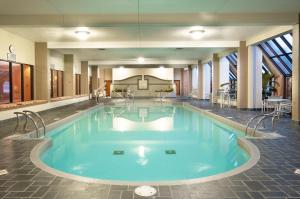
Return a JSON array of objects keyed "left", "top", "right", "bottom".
[
  {"left": 189, "top": 30, "right": 205, "bottom": 39},
  {"left": 75, "top": 30, "right": 90, "bottom": 40},
  {"left": 137, "top": 57, "right": 145, "bottom": 63}
]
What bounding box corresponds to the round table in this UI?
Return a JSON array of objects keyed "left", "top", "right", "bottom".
[{"left": 266, "top": 98, "right": 289, "bottom": 111}]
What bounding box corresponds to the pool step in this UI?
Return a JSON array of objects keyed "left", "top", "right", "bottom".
[
  {"left": 113, "top": 150, "right": 124, "bottom": 155},
  {"left": 165, "top": 150, "right": 176, "bottom": 155}
]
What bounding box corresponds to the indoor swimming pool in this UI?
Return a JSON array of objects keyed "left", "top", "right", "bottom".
[{"left": 33, "top": 102, "right": 253, "bottom": 183}]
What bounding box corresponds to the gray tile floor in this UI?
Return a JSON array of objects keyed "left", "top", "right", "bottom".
[{"left": 1, "top": 98, "right": 300, "bottom": 199}]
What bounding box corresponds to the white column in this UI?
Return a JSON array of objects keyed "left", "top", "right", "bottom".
[
  {"left": 292, "top": 22, "right": 300, "bottom": 122},
  {"left": 219, "top": 57, "right": 230, "bottom": 85},
  {"left": 247, "top": 46, "right": 263, "bottom": 109}
]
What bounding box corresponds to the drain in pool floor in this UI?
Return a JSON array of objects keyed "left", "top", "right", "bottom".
[{"left": 135, "top": 186, "right": 157, "bottom": 197}]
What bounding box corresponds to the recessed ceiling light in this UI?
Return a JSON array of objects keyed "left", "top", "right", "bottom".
[
  {"left": 137, "top": 57, "right": 145, "bottom": 63},
  {"left": 189, "top": 30, "right": 205, "bottom": 39},
  {"left": 75, "top": 28, "right": 90, "bottom": 40},
  {"left": 159, "top": 65, "right": 164, "bottom": 69}
]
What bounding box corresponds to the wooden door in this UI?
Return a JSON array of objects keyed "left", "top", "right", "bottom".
[
  {"left": 89, "top": 77, "right": 92, "bottom": 94},
  {"left": 57, "top": 71, "right": 64, "bottom": 97},
  {"left": 23, "top": 65, "right": 32, "bottom": 101},
  {"left": 51, "top": 70, "right": 58, "bottom": 98},
  {"left": 174, "top": 80, "right": 180, "bottom": 96},
  {"left": 75, "top": 74, "right": 81, "bottom": 95},
  {"left": 105, "top": 80, "right": 111, "bottom": 97}
]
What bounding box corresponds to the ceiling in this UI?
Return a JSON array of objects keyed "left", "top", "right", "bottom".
[
  {"left": 3, "top": 26, "right": 277, "bottom": 42},
  {"left": 0, "top": 0, "right": 300, "bottom": 15},
  {"left": 53, "top": 48, "right": 227, "bottom": 62},
  {"left": 0, "top": 0, "right": 297, "bottom": 64}
]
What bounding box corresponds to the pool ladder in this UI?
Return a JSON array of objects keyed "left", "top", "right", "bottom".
[
  {"left": 245, "top": 111, "right": 277, "bottom": 136},
  {"left": 14, "top": 110, "right": 46, "bottom": 138}
]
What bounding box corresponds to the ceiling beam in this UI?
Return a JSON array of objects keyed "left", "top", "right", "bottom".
[
  {"left": 48, "top": 41, "right": 239, "bottom": 49},
  {"left": 0, "top": 13, "right": 298, "bottom": 26},
  {"left": 88, "top": 59, "right": 198, "bottom": 66}
]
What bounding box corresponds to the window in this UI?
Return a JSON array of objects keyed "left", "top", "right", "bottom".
[
  {"left": 226, "top": 52, "right": 237, "bottom": 81},
  {"left": 0, "top": 61, "right": 10, "bottom": 104},
  {"left": 258, "top": 33, "right": 293, "bottom": 76}
]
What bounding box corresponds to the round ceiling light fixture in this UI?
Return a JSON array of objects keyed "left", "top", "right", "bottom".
[
  {"left": 189, "top": 29, "right": 205, "bottom": 39},
  {"left": 137, "top": 56, "right": 145, "bottom": 63},
  {"left": 75, "top": 28, "right": 90, "bottom": 40}
]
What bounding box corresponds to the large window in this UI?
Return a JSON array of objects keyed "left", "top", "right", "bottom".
[
  {"left": 258, "top": 33, "right": 293, "bottom": 76},
  {"left": 0, "top": 61, "right": 10, "bottom": 104},
  {"left": 226, "top": 52, "right": 237, "bottom": 81}
]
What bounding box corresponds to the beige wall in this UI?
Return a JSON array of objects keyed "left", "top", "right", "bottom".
[
  {"left": 113, "top": 68, "right": 174, "bottom": 81},
  {"left": 49, "top": 50, "right": 64, "bottom": 71},
  {"left": 104, "top": 68, "right": 112, "bottom": 80},
  {"left": 0, "top": 29, "right": 35, "bottom": 65}
]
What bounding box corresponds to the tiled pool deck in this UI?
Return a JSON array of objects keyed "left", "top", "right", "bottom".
[{"left": 1, "top": 99, "right": 300, "bottom": 199}]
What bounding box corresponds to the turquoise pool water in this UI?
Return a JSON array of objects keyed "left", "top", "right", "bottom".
[{"left": 41, "top": 103, "right": 250, "bottom": 182}]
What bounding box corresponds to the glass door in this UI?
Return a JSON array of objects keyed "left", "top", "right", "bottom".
[{"left": 0, "top": 61, "right": 10, "bottom": 104}]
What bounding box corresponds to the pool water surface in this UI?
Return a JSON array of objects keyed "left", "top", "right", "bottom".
[{"left": 41, "top": 103, "right": 250, "bottom": 182}]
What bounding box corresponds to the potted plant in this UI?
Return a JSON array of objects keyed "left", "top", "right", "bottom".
[{"left": 262, "top": 73, "right": 279, "bottom": 98}]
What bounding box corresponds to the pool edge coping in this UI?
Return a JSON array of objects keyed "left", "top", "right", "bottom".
[{"left": 30, "top": 100, "right": 261, "bottom": 186}]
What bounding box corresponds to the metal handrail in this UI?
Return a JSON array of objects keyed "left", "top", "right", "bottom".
[
  {"left": 23, "top": 110, "right": 46, "bottom": 137},
  {"left": 14, "top": 112, "right": 39, "bottom": 138},
  {"left": 245, "top": 111, "right": 276, "bottom": 136},
  {"left": 253, "top": 114, "right": 274, "bottom": 136}
]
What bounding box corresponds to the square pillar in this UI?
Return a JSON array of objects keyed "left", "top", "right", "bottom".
[
  {"left": 91, "top": 65, "right": 98, "bottom": 97},
  {"left": 292, "top": 22, "right": 300, "bottom": 122},
  {"left": 99, "top": 68, "right": 105, "bottom": 92},
  {"left": 237, "top": 41, "right": 248, "bottom": 108},
  {"left": 188, "top": 65, "right": 193, "bottom": 94},
  {"left": 247, "top": 46, "right": 263, "bottom": 109},
  {"left": 197, "top": 60, "right": 204, "bottom": 99},
  {"left": 35, "top": 42, "right": 49, "bottom": 101},
  {"left": 64, "top": 54, "right": 75, "bottom": 96},
  {"left": 80, "top": 61, "right": 89, "bottom": 95},
  {"left": 212, "top": 54, "right": 220, "bottom": 103}
]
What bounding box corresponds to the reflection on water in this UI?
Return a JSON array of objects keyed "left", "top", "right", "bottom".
[{"left": 42, "top": 104, "right": 249, "bottom": 181}]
